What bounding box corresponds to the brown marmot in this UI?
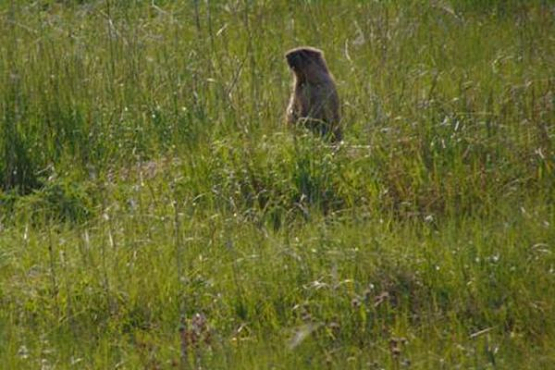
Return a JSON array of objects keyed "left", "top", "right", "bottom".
[{"left": 285, "top": 46, "right": 342, "bottom": 143}]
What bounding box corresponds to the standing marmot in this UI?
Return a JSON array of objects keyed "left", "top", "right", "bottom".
[{"left": 285, "top": 46, "right": 342, "bottom": 143}]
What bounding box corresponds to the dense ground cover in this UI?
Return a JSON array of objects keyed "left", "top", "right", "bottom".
[{"left": 1, "top": 0, "right": 554, "bottom": 368}]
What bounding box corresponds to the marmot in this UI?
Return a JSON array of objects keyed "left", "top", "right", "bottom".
[{"left": 285, "top": 46, "right": 342, "bottom": 143}]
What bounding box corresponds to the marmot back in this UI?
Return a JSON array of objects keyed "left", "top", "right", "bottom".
[{"left": 285, "top": 47, "right": 342, "bottom": 143}]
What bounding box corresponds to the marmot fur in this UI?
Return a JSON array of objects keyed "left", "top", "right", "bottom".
[{"left": 285, "top": 46, "right": 342, "bottom": 142}]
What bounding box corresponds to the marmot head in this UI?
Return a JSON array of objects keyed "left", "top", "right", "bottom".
[{"left": 285, "top": 46, "right": 329, "bottom": 82}]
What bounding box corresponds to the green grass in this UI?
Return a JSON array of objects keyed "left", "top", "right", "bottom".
[{"left": 1, "top": 0, "right": 554, "bottom": 368}]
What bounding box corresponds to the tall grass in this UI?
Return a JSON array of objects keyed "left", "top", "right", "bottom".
[{"left": 0, "top": 0, "right": 554, "bottom": 368}]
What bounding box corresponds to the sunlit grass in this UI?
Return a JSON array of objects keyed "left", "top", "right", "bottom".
[{"left": 0, "top": 0, "right": 554, "bottom": 368}]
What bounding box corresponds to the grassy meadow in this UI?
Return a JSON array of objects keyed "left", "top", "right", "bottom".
[{"left": 1, "top": 0, "right": 554, "bottom": 368}]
